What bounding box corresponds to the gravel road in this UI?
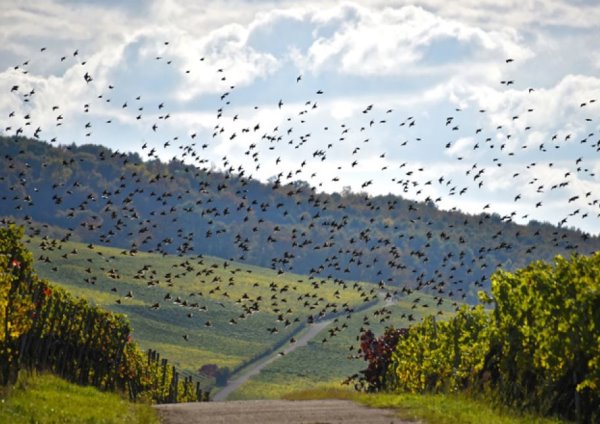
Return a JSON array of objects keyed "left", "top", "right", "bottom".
[{"left": 155, "top": 399, "right": 415, "bottom": 424}]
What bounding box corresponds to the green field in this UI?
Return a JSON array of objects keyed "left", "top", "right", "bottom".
[
  {"left": 24, "top": 237, "right": 375, "bottom": 384},
  {"left": 23, "top": 235, "right": 460, "bottom": 398},
  {"left": 0, "top": 373, "right": 158, "bottom": 424},
  {"left": 229, "top": 293, "right": 460, "bottom": 399}
]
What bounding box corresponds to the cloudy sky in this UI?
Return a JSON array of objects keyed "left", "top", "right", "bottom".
[{"left": 1, "top": 0, "right": 600, "bottom": 234}]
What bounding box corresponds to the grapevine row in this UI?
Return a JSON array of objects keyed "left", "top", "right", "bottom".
[
  {"left": 356, "top": 253, "right": 600, "bottom": 422},
  {"left": 0, "top": 224, "right": 208, "bottom": 403}
]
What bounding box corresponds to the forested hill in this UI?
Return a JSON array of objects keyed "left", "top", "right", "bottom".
[{"left": 1, "top": 136, "right": 599, "bottom": 302}]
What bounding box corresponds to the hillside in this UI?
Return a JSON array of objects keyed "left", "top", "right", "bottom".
[
  {"left": 2, "top": 135, "right": 598, "bottom": 399},
  {"left": 2, "top": 136, "right": 599, "bottom": 305},
  {"left": 22, "top": 234, "right": 455, "bottom": 395},
  {"left": 24, "top": 237, "right": 374, "bottom": 380},
  {"left": 227, "top": 297, "right": 458, "bottom": 400}
]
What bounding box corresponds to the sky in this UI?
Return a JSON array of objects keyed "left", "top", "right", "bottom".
[{"left": 1, "top": 0, "right": 600, "bottom": 234}]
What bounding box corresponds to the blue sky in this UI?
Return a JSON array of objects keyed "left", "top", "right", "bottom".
[{"left": 1, "top": 0, "right": 600, "bottom": 234}]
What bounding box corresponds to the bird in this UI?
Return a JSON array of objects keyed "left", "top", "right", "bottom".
[{"left": 1, "top": 43, "right": 598, "bottom": 388}]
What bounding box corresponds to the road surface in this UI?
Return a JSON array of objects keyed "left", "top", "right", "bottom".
[{"left": 155, "top": 399, "right": 415, "bottom": 424}]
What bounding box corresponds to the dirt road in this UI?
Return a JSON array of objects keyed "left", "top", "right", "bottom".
[
  {"left": 212, "top": 319, "right": 332, "bottom": 401},
  {"left": 155, "top": 399, "right": 414, "bottom": 423}
]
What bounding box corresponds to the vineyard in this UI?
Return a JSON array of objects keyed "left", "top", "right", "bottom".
[
  {"left": 228, "top": 294, "right": 458, "bottom": 400},
  {"left": 357, "top": 253, "right": 600, "bottom": 422},
  {"left": 23, "top": 229, "right": 371, "bottom": 377},
  {"left": 0, "top": 224, "right": 208, "bottom": 403}
]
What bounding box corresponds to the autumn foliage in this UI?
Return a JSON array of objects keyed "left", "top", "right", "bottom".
[
  {"left": 350, "top": 326, "right": 407, "bottom": 392},
  {"left": 0, "top": 225, "right": 37, "bottom": 383},
  {"left": 0, "top": 225, "right": 207, "bottom": 403}
]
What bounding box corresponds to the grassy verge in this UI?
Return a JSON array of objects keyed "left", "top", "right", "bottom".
[
  {"left": 0, "top": 372, "right": 159, "bottom": 424},
  {"left": 283, "top": 388, "right": 567, "bottom": 424}
]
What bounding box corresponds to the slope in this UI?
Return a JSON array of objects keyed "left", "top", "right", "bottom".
[
  {"left": 0, "top": 373, "right": 158, "bottom": 424},
  {"left": 228, "top": 292, "right": 459, "bottom": 400},
  {"left": 24, "top": 236, "right": 374, "bottom": 384},
  {"left": 3, "top": 136, "right": 599, "bottom": 305}
]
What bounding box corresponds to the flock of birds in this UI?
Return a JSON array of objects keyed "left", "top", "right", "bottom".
[{"left": 2, "top": 39, "right": 600, "bottom": 354}]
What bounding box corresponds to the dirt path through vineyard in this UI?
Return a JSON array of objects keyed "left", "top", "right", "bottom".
[
  {"left": 155, "top": 399, "right": 415, "bottom": 423},
  {"left": 212, "top": 297, "right": 388, "bottom": 402},
  {"left": 156, "top": 315, "right": 416, "bottom": 423},
  {"left": 212, "top": 319, "right": 332, "bottom": 401}
]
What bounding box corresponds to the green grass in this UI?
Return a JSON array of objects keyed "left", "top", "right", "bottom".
[
  {"left": 0, "top": 373, "right": 158, "bottom": 424},
  {"left": 283, "top": 388, "right": 567, "bottom": 424}
]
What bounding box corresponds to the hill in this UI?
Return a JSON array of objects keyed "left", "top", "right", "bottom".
[
  {"left": 23, "top": 234, "right": 457, "bottom": 395},
  {"left": 227, "top": 296, "right": 458, "bottom": 400},
  {"left": 2, "top": 135, "right": 599, "bottom": 305},
  {"left": 23, "top": 236, "right": 379, "bottom": 383}
]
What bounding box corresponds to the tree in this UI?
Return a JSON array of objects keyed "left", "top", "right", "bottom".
[{"left": 215, "top": 366, "right": 230, "bottom": 386}]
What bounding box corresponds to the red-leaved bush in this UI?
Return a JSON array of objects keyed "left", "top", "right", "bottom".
[{"left": 347, "top": 326, "right": 408, "bottom": 392}]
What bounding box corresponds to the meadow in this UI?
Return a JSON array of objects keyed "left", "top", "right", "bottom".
[
  {"left": 23, "top": 235, "right": 463, "bottom": 398},
  {"left": 283, "top": 389, "right": 566, "bottom": 424}
]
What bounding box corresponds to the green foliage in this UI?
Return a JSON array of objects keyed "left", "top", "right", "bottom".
[
  {"left": 387, "top": 306, "right": 491, "bottom": 393},
  {"left": 488, "top": 254, "right": 600, "bottom": 420},
  {"left": 384, "top": 253, "right": 600, "bottom": 422},
  {"left": 120, "top": 345, "right": 205, "bottom": 403}
]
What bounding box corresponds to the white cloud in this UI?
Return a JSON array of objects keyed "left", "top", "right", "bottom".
[
  {"left": 172, "top": 24, "right": 281, "bottom": 101},
  {"left": 395, "top": 0, "right": 600, "bottom": 31},
  {"left": 463, "top": 74, "right": 600, "bottom": 148},
  {"left": 299, "top": 3, "right": 531, "bottom": 76},
  {"left": 446, "top": 137, "right": 474, "bottom": 157},
  {"left": 2, "top": 0, "right": 600, "bottom": 236}
]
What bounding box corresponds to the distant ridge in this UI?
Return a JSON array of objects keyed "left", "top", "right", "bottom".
[{"left": 2, "top": 135, "right": 599, "bottom": 302}]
